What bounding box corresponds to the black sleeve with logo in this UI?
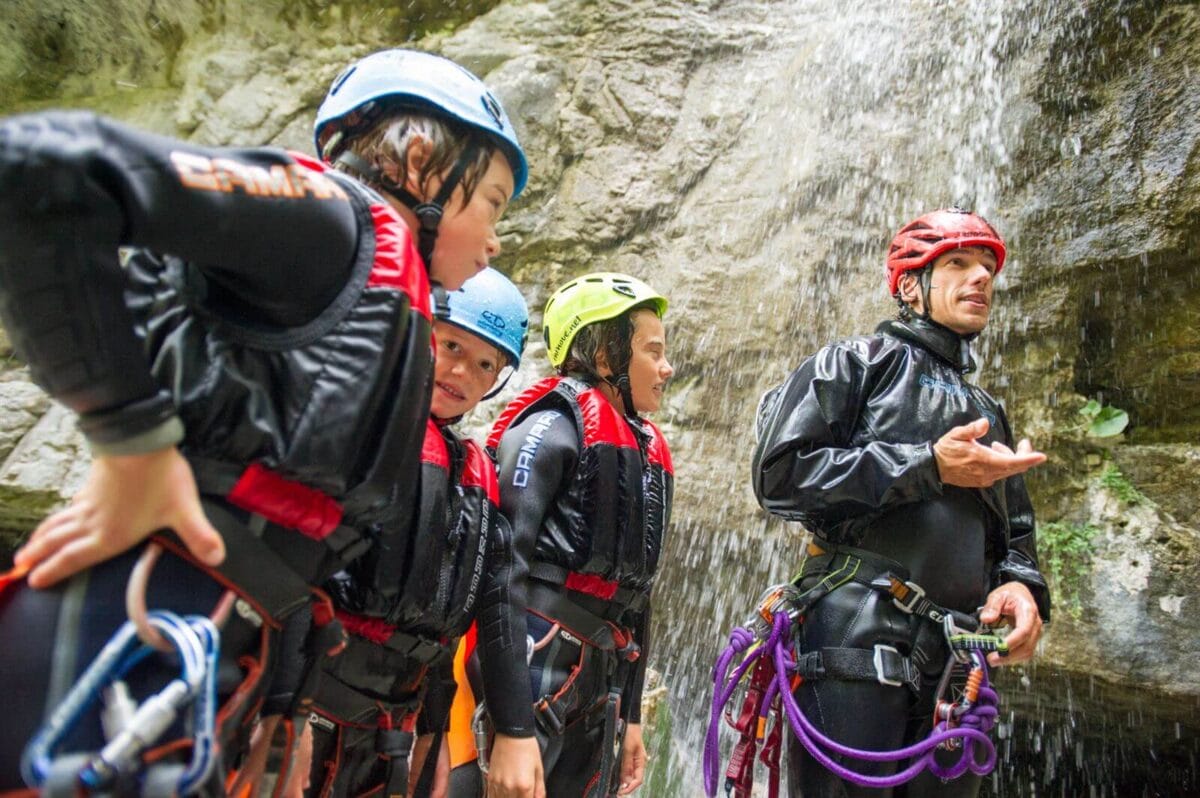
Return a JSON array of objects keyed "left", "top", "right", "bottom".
[
  {"left": 474, "top": 512, "right": 533, "bottom": 736},
  {"left": 490, "top": 410, "right": 579, "bottom": 736},
  {"left": 0, "top": 110, "right": 360, "bottom": 448}
]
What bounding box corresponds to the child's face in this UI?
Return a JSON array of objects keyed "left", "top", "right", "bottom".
[
  {"left": 431, "top": 321, "right": 506, "bottom": 419},
  {"left": 624, "top": 309, "right": 674, "bottom": 414},
  {"left": 426, "top": 150, "right": 515, "bottom": 291}
]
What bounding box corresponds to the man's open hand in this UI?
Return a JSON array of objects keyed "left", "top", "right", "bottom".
[{"left": 934, "top": 418, "right": 1045, "bottom": 488}]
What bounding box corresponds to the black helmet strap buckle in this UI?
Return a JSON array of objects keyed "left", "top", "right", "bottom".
[
  {"left": 337, "top": 144, "right": 481, "bottom": 277},
  {"left": 604, "top": 372, "right": 638, "bottom": 421}
]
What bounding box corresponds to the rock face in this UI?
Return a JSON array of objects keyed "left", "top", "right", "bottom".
[{"left": 2, "top": 0, "right": 1200, "bottom": 792}]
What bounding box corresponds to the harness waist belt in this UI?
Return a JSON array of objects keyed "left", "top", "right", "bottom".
[
  {"left": 792, "top": 645, "right": 921, "bottom": 694},
  {"left": 154, "top": 499, "right": 314, "bottom": 625},
  {"left": 311, "top": 670, "right": 422, "bottom": 728},
  {"left": 527, "top": 561, "right": 647, "bottom": 618},
  {"left": 525, "top": 582, "right": 628, "bottom": 652},
  {"left": 336, "top": 615, "right": 449, "bottom": 666}
]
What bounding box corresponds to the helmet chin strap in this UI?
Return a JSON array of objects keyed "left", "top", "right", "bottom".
[
  {"left": 604, "top": 372, "right": 638, "bottom": 420},
  {"left": 334, "top": 145, "right": 480, "bottom": 321}
]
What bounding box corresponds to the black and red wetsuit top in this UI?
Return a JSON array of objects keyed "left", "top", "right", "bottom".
[
  {"left": 487, "top": 376, "right": 674, "bottom": 729},
  {"left": 316, "top": 418, "right": 529, "bottom": 733},
  {"left": 0, "top": 110, "right": 432, "bottom": 593}
]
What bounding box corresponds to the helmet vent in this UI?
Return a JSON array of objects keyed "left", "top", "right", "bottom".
[
  {"left": 329, "top": 65, "right": 357, "bottom": 96},
  {"left": 481, "top": 93, "right": 504, "bottom": 128}
]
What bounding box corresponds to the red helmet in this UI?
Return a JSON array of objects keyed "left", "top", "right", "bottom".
[{"left": 886, "top": 208, "right": 1006, "bottom": 296}]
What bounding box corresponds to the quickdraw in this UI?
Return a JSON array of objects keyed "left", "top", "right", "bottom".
[
  {"left": 20, "top": 610, "right": 220, "bottom": 796},
  {"left": 704, "top": 585, "right": 1002, "bottom": 796}
]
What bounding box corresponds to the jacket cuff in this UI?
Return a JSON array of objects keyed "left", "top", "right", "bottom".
[
  {"left": 79, "top": 392, "right": 183, "bottom": 456},
  {"left": 992, "top": 559, "right": 1052, "bottom": 622},
  {"left": 914, "top": 442, "right": 946, "bottom": 499}
]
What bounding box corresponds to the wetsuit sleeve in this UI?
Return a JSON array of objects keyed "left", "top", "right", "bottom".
[
  {"left": 474, "top": 511, "right": 533, "bottom": 735},
  {"left": 991, "top": 411, "right": 1052, "bottom": 621},
  {"left": 625, "top": 600, "right": 651, "bottom": 725},
  {"left": 752, "top": 343, "right": 943, "bottom": 528},
  {"left": 489, "top": 409, "right": 580, "bottom": 737},
  {"left": 0, "top": 111, "right": 360, "bottom": 453}
]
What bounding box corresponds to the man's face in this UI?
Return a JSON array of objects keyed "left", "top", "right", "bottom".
[{"left": 923, "top": 246, "right": 998, "bottom": 335}]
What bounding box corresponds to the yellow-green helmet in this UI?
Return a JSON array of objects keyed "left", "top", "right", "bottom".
[{"left": 543, "top": 273, "right": 668, "bottom": 367}]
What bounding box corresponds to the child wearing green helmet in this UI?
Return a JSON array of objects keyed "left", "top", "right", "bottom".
[
  {"left": 0, "top": 48, "right": 527, "bottom": 794},
  {"left": 461, "top": 273, "right": 675, "bottom": 798}
]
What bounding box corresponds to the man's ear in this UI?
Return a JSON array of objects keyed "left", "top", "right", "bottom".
[
  {"left": 403, "top": 136, "right": 433, "bottom": 198},
  {"left": 898, "top": 272, "right": 923, "bottom": 312}
]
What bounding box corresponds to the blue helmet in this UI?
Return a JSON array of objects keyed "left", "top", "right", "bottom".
[
  {"left": 314, "top": 48, "right": 528, "bottom": 199},
  {"left": 444, "top": 269, "right": 529, "bottom": 369}
]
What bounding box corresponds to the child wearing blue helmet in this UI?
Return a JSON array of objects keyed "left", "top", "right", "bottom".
[
  {"left": 297, "top": 269, "right": 537, "bottom": 798},
  {"left": 0, "top": 48, "right": 528, "bottom": 795}
]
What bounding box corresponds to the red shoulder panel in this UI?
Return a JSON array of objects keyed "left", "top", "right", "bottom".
[
  {"left": 486, "top": 376, "right": 563, "bottom": 449},
  {"left": 288, "top": 151, "right": 327, "bottom": 172},
  {"left": 422, "top": 417, "right": 451, "bottom": 469},
  {"left": 642, "top": 419, "right": 674, "bottom": 475},
  {"left": 460, "top": 438, "right": 500, "bottom": 503},
  {"left": 366, "top": 203, "right": 432, "bottom": 321},
  {"left": 575, "top": 387, "right": 637, "bottom": 449}
]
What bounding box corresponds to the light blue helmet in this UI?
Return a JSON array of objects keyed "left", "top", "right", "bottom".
[
  {"left": 445, "top": 269, "right": 529, "bottom": 369},
  {"left": 314, "top": 48, "right": 528, "bottom": 199}
]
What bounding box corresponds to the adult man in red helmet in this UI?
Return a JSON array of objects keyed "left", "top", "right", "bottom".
[{"left": 752, "top": 209, "right": 1050, "bottom": 797}]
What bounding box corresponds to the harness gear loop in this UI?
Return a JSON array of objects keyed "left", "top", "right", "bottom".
[{"left": 596, "top": 690, "right": 625, "bottom": 798}]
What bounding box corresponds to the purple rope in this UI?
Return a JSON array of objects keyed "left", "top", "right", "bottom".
[
  {"left": 703, "top": 625, "right": 769, "bottom": 796},
  {"left": 706, "top": 612, "right": 999, "bottom": 795}
]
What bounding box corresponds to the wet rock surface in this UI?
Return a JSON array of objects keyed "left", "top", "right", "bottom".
[{"left": 2, "top": 0, "right": 1200, "bottom": 793}]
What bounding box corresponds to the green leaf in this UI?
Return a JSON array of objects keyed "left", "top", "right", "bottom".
[
  {"left": 1087, "top": 406, "right": 1129, "bottom": 438},
  {"left": 1079, "top": 399, "right": 1102, "bottom": 418}
]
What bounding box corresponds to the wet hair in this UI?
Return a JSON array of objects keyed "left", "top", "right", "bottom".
[
  {"left": 558, "top": 301, "right": 661, "bottom": 381},
  {"left": 333, "top": 111, "right": 496, "bottom": 205}
]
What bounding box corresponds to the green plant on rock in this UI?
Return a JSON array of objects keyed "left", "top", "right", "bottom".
[
  {"left": 1039, "top": 520, "right": 1100, "bottom": 620},
  {"left": 1099, "top": 463, "right": 1145, "bottom": 506},
  {"left": 1078, "top": 398, "right": 1129, "bottom": 438}
]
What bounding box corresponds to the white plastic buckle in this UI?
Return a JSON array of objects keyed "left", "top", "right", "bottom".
[{"left": 873, "top": 644, "right": 904, "bottom": 687}]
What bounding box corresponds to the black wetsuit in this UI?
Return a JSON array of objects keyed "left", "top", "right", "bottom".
[
  {"left": 307, "top": 420, "right": 528, "bottom": 798},
  {"left": 468, "top": 376, "right": 672, "bottom": 797},
  {"left": 753, "top": 317, "right": 1050, "bottom": 798},
  {"left": 0, "top": 111, "right": 434, "bottom": 791}
]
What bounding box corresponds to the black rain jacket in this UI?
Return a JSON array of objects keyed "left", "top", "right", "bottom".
[{"left": 753, "top": 317, "right": 1050, "bottom": 620}]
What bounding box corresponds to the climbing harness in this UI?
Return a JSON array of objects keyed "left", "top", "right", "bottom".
[{"left": 704, "top": 548, "right": 1004, "bottom": 796}]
